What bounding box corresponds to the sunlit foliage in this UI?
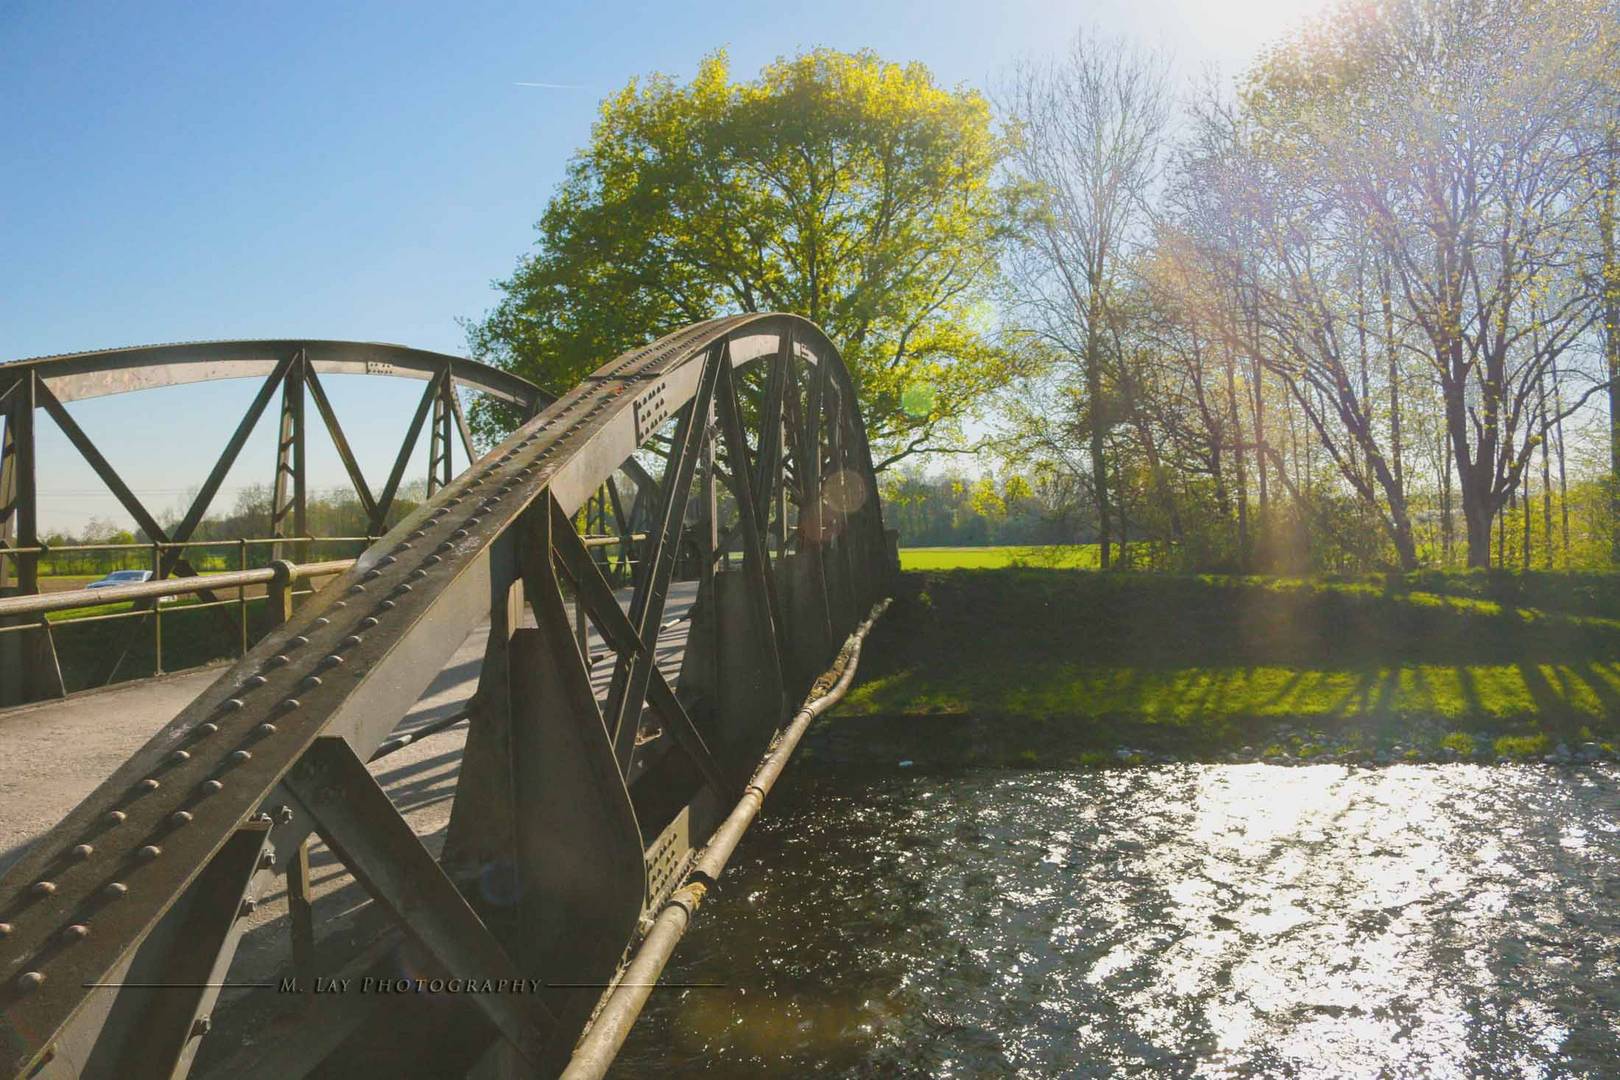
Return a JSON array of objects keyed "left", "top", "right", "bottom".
[{"left": 468, "top": 49, "right": 1022, "bottom": 468}]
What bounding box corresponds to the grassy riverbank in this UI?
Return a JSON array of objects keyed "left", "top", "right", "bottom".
[{"left": 837, "top": 569, "right": 1620, "bottom": 765}]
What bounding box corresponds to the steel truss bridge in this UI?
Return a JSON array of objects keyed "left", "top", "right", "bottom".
[{"left": 0, "top": 315, "right": 895, "bottom": 1078}]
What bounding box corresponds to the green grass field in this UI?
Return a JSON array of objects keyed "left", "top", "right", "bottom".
[
  {"left": 841, "top": 568, "right": 1620, "bottom": 760},
  {"left": 899, "top": 545, "right": 1100, "bottom": 570}
]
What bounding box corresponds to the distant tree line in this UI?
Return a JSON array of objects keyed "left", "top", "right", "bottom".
[
  {"left": 880, "top": 469, "right": 1088, "bottom": 548},
  {"left": 37, "top": 483, "right": 425, "bottom": 576}
]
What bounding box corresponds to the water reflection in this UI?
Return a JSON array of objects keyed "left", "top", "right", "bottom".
[{"left": 617, "top": 761, "right": 1620, "bottom": 1078}]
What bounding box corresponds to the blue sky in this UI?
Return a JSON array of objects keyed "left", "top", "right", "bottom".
[{"left": 1, "top": 0, "right": 1326, "bottom": 532}]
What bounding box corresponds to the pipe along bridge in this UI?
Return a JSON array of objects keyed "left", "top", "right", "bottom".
[{"left": 0, "top": 315, "right": 896, "bottom": 1077}]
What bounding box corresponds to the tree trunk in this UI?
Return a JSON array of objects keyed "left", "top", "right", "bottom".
[
  {"left": 1381, "top": 261, "right": 1404, "bottom": 497},
  {"left": 1553, "top": 356, "right": 1570, "bottom": 558},
  {"left": 1604, "top": 125, "right": 1620, "bottom": 563},
  {"left": 1246, "top": 284, "right": 1267, "bottom": 516},
  {"left": 1460, "top": 457, "right": 1493, "bottom": 570},
  {"left": 1541, "top": 374, "right": 1554, "bottom": 569},
  {"left": 1522, "top": 469, "right": 1532, "bottom": 571},
  {"left": 1467, "top": 505, "right": 1492, "bottom": 569},
  {"left": 1441, "top": 433, "right": 1454, "bottom": 566},
  {"left": 1497, "top": 495, "right": 1507, "bottom": 569},
  {"left": 1389, "top": 497, "right": 1419, "bottom": 572},
  {"left": 1115, "top": 454, "right": 1130, "bottom": 568},
  {"left": 1086, "top": 289, "right": 1111, "bottom": 570},
  {"left": 1225, "top": 345, "right": 1250, "bottom": 571}
]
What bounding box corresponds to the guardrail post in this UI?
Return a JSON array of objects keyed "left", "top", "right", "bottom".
[
  {"left": 238, "top": 539, "right": 249, "bottom": 657},
  {"left": 267, "top": 559, "right": 296, "bottom": 629},
  {"left": 151, "top": 542, "right": 164, "bottom": 675}
]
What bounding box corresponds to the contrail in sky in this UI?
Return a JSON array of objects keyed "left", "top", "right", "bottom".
[{"left": 513, "top": 81, "right": 585, "bottom": 89}]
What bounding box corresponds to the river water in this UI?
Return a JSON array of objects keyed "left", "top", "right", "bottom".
[{"left": 616, "top": 754, "right": 1620, "bottom": 1078}]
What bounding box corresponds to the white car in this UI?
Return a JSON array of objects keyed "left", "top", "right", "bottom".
[
  {"left": 82, "top": 569, "right": 181, "bottom": 604},
  {"left": 85, "top": 569, "right": 153, "bottom": 589}
]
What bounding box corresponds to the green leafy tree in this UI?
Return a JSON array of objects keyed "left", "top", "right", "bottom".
[{"left": 468, "top": 48, "right": 1019, "bottom": 468}]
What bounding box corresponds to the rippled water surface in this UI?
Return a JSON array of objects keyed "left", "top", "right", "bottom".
[{"left": 616, "top": 758, "right": 1620, "bottom": 1078}]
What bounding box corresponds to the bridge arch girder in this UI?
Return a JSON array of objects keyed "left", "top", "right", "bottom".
[
  {"left": 0, "top": 314, "right": 894, "bottom": 1079},
  {"left": 0, "top": 339, "right": 563, "bottom": 704},
  {"left": 1, "top": 338, "right": 547, "bottom": 409}
]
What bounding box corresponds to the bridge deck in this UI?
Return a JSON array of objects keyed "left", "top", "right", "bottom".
[
  {"left": 0, "top": 583, "right": 697, "bottom": 1073},
  {"left": 1, "top": 582, "right": 695, "bottom": 873}
]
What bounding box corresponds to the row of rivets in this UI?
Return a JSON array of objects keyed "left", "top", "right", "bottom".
[{"left": 7, "top": 347, "right": 659, "bottom": 962}]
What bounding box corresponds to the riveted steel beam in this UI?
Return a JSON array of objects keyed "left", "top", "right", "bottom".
[
  {"left": 716, "top": 354, "right": 788, "bottom": 687},
  {"left": 270, "top": 351, "right": 308, "bottom": 563},
  {"left": 603, "top": 342, "right": 723, "bottom": 776},
  {"left": 548, "top": 498, "right": 729, "bottom": 801},
  {"left": 1, "top": 341, "right": 546, "bottom": 410},
  {"left": 370, "top": 368, "right": 446, "bottom": 534},
  {"left": 428, "top": 364, "right": 456, "bottom": 498},
  {"left": 302, "top": 362, "right": 379, "bottom": 523},
  {"left": 0, "top": 314, "right": 890, "bottom": 1079},
  {"left": 284, "top": 737, "right": 554, "bottom": 1066}
]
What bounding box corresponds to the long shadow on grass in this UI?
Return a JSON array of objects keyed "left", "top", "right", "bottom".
[
  {"left": 847, "top": 571, "right": 1620, "bottom": 746},
  {"left": 893, "top": 570, "right": 1620, "bottom": 671},
  {"left": 1571, "top": 663, "right": 1620, "bottom": 717}
]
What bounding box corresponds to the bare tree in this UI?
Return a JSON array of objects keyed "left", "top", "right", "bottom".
[
  {"left": 994, "top": 0, "right": 1619, "bottom": 573},
  {"left": 1254, "top": 0, "right": 1612, "bottom": 566},
  {"left": 999, "top": 29, "right": 1171, "bottom": 569}
]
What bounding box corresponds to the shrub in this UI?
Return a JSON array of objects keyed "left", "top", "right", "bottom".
[
  {"left": 1493, "top": 733, "right": 1551, "bottom": 758},
  {"left": 1440, "top": 732, "right": 1476, "bottom": 756}
]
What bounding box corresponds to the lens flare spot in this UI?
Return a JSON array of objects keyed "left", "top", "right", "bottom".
[
  {"left": 479, "top": 858, "right": 522, "bottom": 907},
  {"left": 823, "top": 469, "right": 869, "bottom": 516}
]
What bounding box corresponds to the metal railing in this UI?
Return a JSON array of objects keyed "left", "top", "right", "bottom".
[
  {"left": 0, "top": 534, "right": 376, "bottom": 559},
  {"left": 0, "top": 533, "right": 646, "bottom": 698},
  {"left": 0, "top": 555, "right": 356, "bottom": 686}
]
